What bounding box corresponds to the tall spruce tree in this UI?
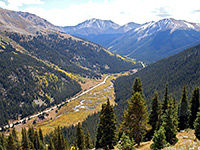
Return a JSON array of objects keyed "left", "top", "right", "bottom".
[
  {"left": 85, "top": 130, "right": 92, "bottom": 149},
  {"left": 132, "top": 77, "right": 143, "bottom": 96},
  {"left": 49, "top": 137, "right": 55, "bottom": 150},
  {"left": 190, "top": 87, "right": 200, "bottom": 128},
  {"left": 121, "top": 92, "right": 149, "bottom": 146},
  {"left": 96, "top": 99, "right": 117, "bottom": 149},
  {"left": 162, "top": 98, "right": 178, "bottom": 145},
  {"left": 194, "top": 111, "right": 200, "bottom": 139},
  {"left": 0, "top": 133, "right": 6, "bottom": 150},
  {"left": 178, "top": 85, "right": 190, "bottom": 130},
  {"left": 7, "top": 134, "right": 17, "bottom": 150},
  {"left": 76, "top": 122, "right": 85, "bottom": 150},
  {"left": 34, "top": 130, "right": 40, "bottom": 150},
  {"left": 21, "top": 127, "right": 30, "bottom": 150},
  {"left": 163, "top": 83, "right": 169, "bottom": 113},
  {"left": 28, "top": 126, "right": 35, "bottom": 148},
  {"left": 12, "top": 128, "right": 19, "bottom": 149},
  {"left": 148, "top": 91, "right": 161, "bottom": 139},
  {"left": 39, "top": 128, "right": 44, "bottom": 144}
]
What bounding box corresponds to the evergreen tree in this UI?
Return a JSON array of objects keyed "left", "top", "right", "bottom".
[
  {"left": 162, "top": 98, "right": 178, "bottom": 145},
  {"left": 132, "top": 77, "right": 144, "bottom": 96},
  {"left": 7, "top": 134, "right": 17, "bottom": 150},
  {"left": 121, "top": 92, "right": 149, "bottom": 146},
  {"left": 117, "top": 132, "right": 135, "bottom": 150},
  {"left": 85, "top": 130, "right": 92, "bottom": 149},
  {"left": 178, "top": 85, "right": 190, "bottom": 130},
  {"left": 21, "top": 127, "right": 30, "bottom": 150},
  {"left": 163, "top": 83, "right": 169, "bottom": 113},
  {"left": 0, "top": 133, "right": 7, "bottom": 150},
  {"left": 150, "top": 126, "right": 168, "bottom": 150},
  {"left": 148, "top": 91, "right": 161, "bottom": 139},
  {"left": 96, "top": 99, "right": 117, "bottom": 149},
  {"left": 61, "top": 134, "right": 66, "bottom": 150},
  {"left": 194, "top": 111, "right": 200, "bottom": 140},
  {"left": 12, "top": 128, "right": 19, "bottom": 150},
  {"left": 52, "top": 127, "right": 58, "bottom": 150},
  {"left": 76, "top": 122, "right": 85, "bottom": 150},
  {"left": 28, "top": 126, "right": 35, "bottom": 148},
  {"left": 57, "top": 126, "right": 63, "bottom": 150},
  {"left": 34, "top": 130, "right": 40, "bottom": 150},
  {"left": 39, "top": 128, "right": 44, "bottom": 144},
  {"left": 190, "top": 87, "right": 200, "bottom": 128},
  {"left": 49, "top": 137, "right": 55, "bottom": 150}
]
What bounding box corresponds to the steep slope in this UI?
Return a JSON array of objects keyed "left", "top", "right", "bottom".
[
  {"left": 16, "top": 11, "right": 62, "bottom": 33},
  {"left": 6, "top": 32, "right": 140, "bottom": 76},
  {"left": 116, "top": 22, "right": 141, "bottom": 33},
  {"left": 57, "top": 44, "right": 200, "bottom": 145},
  {"left": 0, "top": 8, "right": 62, "bottom": 35},
  {"left": 61, "top": 18, "right": 141, "bottom": 47},
  {"left": 0, "top": 8, "right": 141, "bottom": 77},
  {"left": 109, "top": 18, "right": 200, "bottom": 63},
  {"left": 0, "top": 8, "right": 142, "bottom": 127},
  {"left": 114, "top": 44, "right": 200, "bottom": 105},
  {"left": 0, "top": 40, "right": 81, "bottom": 126},
  {"left": 61, "top": 18, "right": 121, "bottom": 35}
]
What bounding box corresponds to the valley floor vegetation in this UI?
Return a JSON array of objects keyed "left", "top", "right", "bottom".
[{"left": 0, "top": 78, "right": 200, "bottom": 150}]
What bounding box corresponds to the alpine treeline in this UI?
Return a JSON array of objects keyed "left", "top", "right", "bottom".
[{"left": 1, "top": 78, "right": 199, "bottom": 149}]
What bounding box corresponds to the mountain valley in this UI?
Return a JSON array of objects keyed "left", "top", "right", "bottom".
[
  {"left": 0, "top": 8, "right": 141, "bottom": 128},
  {"left": 0, "top": 6, "right": 200, "bottom": 150}
]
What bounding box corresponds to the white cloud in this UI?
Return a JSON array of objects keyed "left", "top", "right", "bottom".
[
  {"left": 2, "top": 0, "right": 200, "bottom": 26},
  {"left": 0, "top": 0, "right": 45, "bottom": 10}
]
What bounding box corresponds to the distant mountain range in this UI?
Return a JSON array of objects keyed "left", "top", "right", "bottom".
[
  {"left": 0, "top": 8, "right": 140, "bottom": 126},
  {"left": 60, "top": 18, "right": 141, "bottom": 47},
  {"left": 62, "top": 18, "right": 200, "bottom": 63},
  {"left": 61, "top": 18, "right": 140, "bottom": 35}
]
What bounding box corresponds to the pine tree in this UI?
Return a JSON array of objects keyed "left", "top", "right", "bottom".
[
  {"left": 132, "top": 77, "right": 144, "bottom": 96},
  {"left": 85, "top": 130, "right": 91, "bottom": 149},
  {"left": 162, "top": 98, "right": 178, "bottom": 145},
  {"left": 49, "top": 137, "right": 55, "bottom": 150},
  {"left": 0, "top": 133, "right": 6, "bottom": 150},
  {"left": 163, "top": 83, "right": 169, "bottom": 113},
  {"left": 28, "top": 126, "right": 35, "bottom": 148},
  {"left": 148, "top": 91, "right": 161, "bottom": 139},
  {"left": 52, "top": 127, "right": 58, "bottom": 150},
  {"left": 96, "top": 99, "right": 117, "bottom": 149},
  {"left": 57, "top": 126, "right": 63, "bottom": 150},
  {"left": 21, "top": 127, "right": 30, "bottom": 150},
  {"left": 194, "top": 111, "right": 200, "bottom": 139},
  {"left": 39, "top": 128, "right": 44, "bottom": 144},
  {"left": 121, "top": 92, "right": 149, "bottom": 146},
  {"left": 12, "top": 128, "right": 19, "bottom": 150},
  {"left": 7, "top": 134, "right": 17, "bottom": 150},
  {"left": 34, "top": 130, "right": 40, "bottom": 150},
  {"left": 76, "top": 122, "right": 85, "bottom": 150},
  {"left": 117, "top": 132, "right": 135, "bottom": 150},
  {"left": 190, "top": 87, "right": 200, "bottom": 128},
  {"left": 178, "top": 85, "right": 190, "bottom": 130},
  {"left": 150, "top": 126, "right": 168, "bottom": 150}
]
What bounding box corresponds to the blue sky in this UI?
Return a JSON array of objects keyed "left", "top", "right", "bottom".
[{"left": 0, "top": 0, "right": 200, "bottom": 26}]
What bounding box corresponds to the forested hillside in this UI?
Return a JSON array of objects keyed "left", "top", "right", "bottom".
[
  {"left": 0, "top": 41, "right": 81, "bottom": 126},
  {"left": 6, "top": 32, "right": 141, "bottom": 77},
  {"left": 115, "top": 44, "right": 200, "bottom": 104},
  {"left": 59, "top": 44, "right": 200, "bottom": 146}
]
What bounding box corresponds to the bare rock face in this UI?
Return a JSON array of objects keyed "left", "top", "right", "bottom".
[{"left": 0, "top": 8, "right": 62, "bottom": 35}]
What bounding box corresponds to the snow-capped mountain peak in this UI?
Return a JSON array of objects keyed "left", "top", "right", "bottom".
[
  {"left": 134, "top": 18, "right": 200, "bottom": 41},
  {"left": 77, "top": 18, "right": 120, "bottom": 31}
]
